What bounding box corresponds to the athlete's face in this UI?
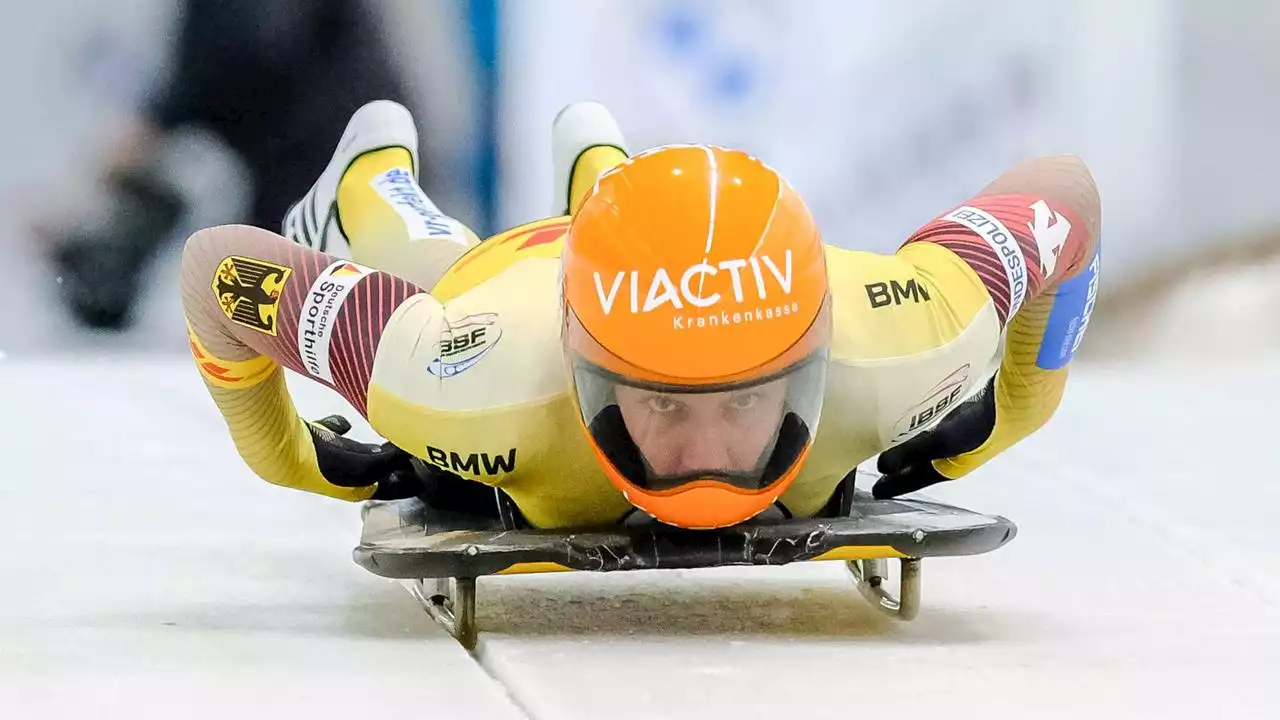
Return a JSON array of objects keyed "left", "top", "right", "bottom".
[{"left": 615, "top": 379, "right": 788, "bottom": 477}]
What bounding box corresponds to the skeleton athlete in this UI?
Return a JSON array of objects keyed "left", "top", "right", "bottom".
[{"left": 180, "top": 101, "right": 1101, "bottom": 530}]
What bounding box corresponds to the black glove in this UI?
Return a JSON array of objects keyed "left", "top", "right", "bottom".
[
  {"left": 872, "top": 376, "right": 998, "bottom": 499},
  {"left": 305, "top": 415, "right": 423, "bottom": 500}
]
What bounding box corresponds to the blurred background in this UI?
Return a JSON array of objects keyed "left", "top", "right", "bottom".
[{"left": 2, "top": 0, "right": 1279, "bottom": 361}]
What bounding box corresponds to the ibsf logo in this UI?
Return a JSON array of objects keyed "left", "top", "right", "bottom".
[
  {"left": 592, "top": 250, "right": 796, "bottom": 329},
  {"left": 428, "top": 313, "right": 501, "bottom": 378},
  {"left": 892, "top": 365, "right": 972, "bottom": 441}
]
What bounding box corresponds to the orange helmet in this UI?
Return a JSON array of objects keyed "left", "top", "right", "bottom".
[{"left": 561, "top": 144, "right": 832, "bottom": 529}]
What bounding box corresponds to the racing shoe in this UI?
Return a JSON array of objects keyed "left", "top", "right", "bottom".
[
  {"left": 550, "top": 101, "right": 630, "bottom": 217},
  {"left": 281, "top": 99, "right": 421, "bottom": 257}
]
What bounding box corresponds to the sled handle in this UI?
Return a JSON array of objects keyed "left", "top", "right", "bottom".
[{"left": 847, "top": 558, "right": 921, "bottom": 621}]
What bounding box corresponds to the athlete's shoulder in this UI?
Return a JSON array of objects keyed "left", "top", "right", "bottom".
[
  {"left": 431, "top": 216, "right": 570, "bottom": 302},
  {"left": 372, "top": 229, "right": 568, "bottom": 418},
  {"left": 822, "top": 242, "right": 998, "bottom": 362},
  {"left": 823, "top": 244, "right": 925, "bottom": 297}
]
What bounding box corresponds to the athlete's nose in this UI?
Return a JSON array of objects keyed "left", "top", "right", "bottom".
[{"left": 671, "top": 421, "right": 738, "bottom": 474}]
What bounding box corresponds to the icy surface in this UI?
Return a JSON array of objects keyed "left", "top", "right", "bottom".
[
  {"left": 2, "top": 358, "right": 1278, "bottom": 719},
  {"left": 0, "top": 360, "right": 525, "bottom": 719}
]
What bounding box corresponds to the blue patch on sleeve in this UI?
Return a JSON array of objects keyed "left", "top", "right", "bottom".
[{"left": 1036, "top": 239, "right": 1101, "bottom": 370}]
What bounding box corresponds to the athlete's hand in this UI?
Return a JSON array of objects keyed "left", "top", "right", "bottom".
[
  {"left": 872, "top": 377, "right": 997, "bottom": 499},
  {"left": 305, "top": 414, "right": 423, "bottom": 500}
]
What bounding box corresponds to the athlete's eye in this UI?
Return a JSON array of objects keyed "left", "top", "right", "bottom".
[
  {"left": 726, "top": 392, "right": 760, "bottom": 412},
  {"left": 644, "top": 395, "right": 681, "bottom": 414}
]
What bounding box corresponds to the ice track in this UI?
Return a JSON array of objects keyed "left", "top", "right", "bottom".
[{"left": 2, "top": 357, "right": 1278, "bottom": 719}]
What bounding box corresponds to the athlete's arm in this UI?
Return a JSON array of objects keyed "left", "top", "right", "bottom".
[
  {"left": 893, "top": 155, "right": 1101, "bottom": 483},
  {"left": 179, "top": 223, "right": 428, "bottom": 500}
]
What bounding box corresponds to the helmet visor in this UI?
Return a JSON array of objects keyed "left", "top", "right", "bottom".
[{"left": 572, "top": 353, "right": 827, "bottom": 494}]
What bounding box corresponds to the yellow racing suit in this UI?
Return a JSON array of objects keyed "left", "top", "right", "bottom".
[{"left": 180, "top": 147, "right": 1101, "bottom": 529}]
